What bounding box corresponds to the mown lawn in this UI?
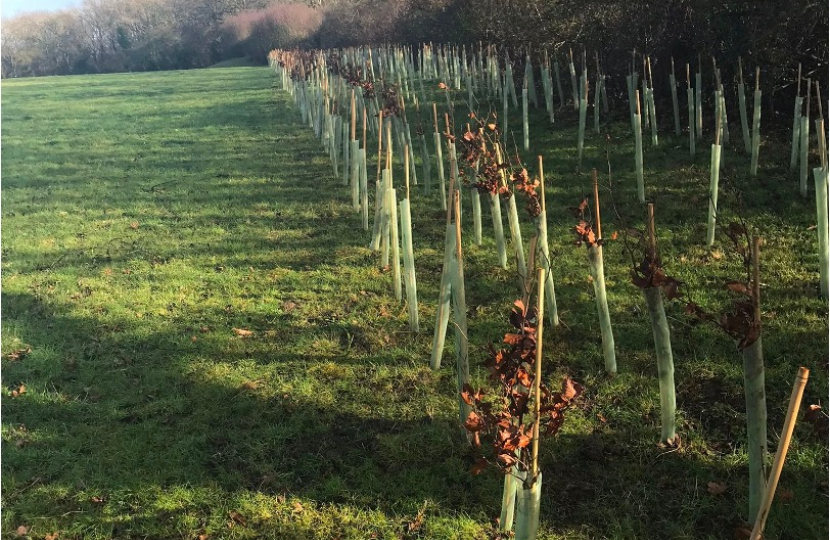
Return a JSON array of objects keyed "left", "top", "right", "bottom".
[{"left": 1, "top": 66, "right": 827, "bottom": 540}]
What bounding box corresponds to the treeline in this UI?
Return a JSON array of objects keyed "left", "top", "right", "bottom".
[
  {"left": 3, "top": 0, "right": 827, "bottom": 101},
  {"left": 1, "top": 0, "right": 322, "bottom": 77}
]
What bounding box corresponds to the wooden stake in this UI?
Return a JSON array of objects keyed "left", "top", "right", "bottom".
[
  {"left": 750, "top": 366, "right": 810, "bottom": 540},
  {"left": 752, "top": 236, "right": 761, "bottom": 324},
  {"left": 350, "top": 88, "right": 357, "bottom": 141},
  {"left": 538, "top": 155, "right": 546, "bottom": 213},
  {"left": 530, "top": 266, "right": 546, "bottom": 482},
  {"left": 405, "top": 143, "right": 410, "bottom": 200},
  {"left": 376, "top": 109, "right": 384, "bottom": 183},
  {"left": 647, "top": 202, "right": 656, "bottom": 259},
  {"left": 592, "top": 169, "right": 602, "bottom": 239}
]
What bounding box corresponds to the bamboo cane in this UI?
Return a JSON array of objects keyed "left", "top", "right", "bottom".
[
  {"left": 750, "top": 367, "right": 810, "bottom": 540},
  {"left": 531, "top": 266, "right": 545, "bottom": 482}
]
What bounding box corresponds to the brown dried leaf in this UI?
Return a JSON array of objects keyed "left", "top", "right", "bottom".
[
  {"left": 10, "top": 384, "right": 26, "bottom": 398},
  {"left": 470, "top": 457, "right": 489, "bottom": 475},
  {"left": 232, "top": 328, "right": 254, "bottom": 338},
  {"left": 4, "top": 347, "right": 31, "bottom": 361},
  {"left": 15, "top": 525, "right": 29, "bottom": 537},
  {"left": 229, "top": 510, "right": 246, "bottom": 526},
  {"left": 707, "top": 481, "right": 727, "bottom": 495},
  {"left": 463, "top": 411, "right": 485, "bottom": 432},
  {"left": 725, "top": 281, "right": 752, "bottom": 296}
]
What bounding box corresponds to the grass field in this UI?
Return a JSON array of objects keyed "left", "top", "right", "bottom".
[{"left": 1, "top": 66, "right": 827, "bottom": 540}]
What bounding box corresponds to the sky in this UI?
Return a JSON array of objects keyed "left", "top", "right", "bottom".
[{"left": 2, "top": 0, "right": 81, "bottom": 18}]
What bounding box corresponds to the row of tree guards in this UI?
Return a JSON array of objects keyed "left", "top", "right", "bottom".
[{"left": 267, "top": 41, "right": 823, "bottom": 540}]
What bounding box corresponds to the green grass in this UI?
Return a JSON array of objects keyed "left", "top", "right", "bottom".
[{"left": 1, "top": 66, "right": 827, "bottom": 540}]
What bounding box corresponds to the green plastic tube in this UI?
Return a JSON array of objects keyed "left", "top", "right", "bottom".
[
  {"left": 553, "top": 60, "right": 565, "bottom": 109},
  {"left": 361, "top": 149, "right": 369, "bottom": 231},
  {"left": 490, "top": 193, "right": 508, "bottom": 268},
  {"left": 578, "top": 96, "right": 587, "bottom": 170},
  {"left": 742, "top": 335, "right": 767, "bottom": 524},
  {"left": 389, "top": 187, "right": 402, "bottom": 301},
  {"left": 739, "top": 82, "right": 751, "bottom": 153},
  {"left": 707, "top": 144, "right": 722, "bottom": 246},
  {"left": 536, "top": 211, "right": 560, "bottom": 326},
  {"left": 688, "top": 88, "right": 696, "bottom": 157},
  {"left": 434, "top": 131, "right": 447, "bottom": 211},
  {"left": 648, "top": 88, "right": 658, "bottom": 146},
  {"left": 751, "top": 90, "right": 762, "bottom": 176},
  {"left": 670, "top": 73, "right": 681, "bottom": 136},
  {"left": 814, "top": 166, "right": 829, "bottom": 297},
  {"left": 351, "top": 139, "right": 360, "bottom": 211},
  {"left": 471, "top": 188, "right": 483, "bottom": 245},
  {"left": 400, "top": 198, "right": 420, "bottom": 332},
  {"left": 695, "top": 72, "right": 703, "bottom": 139},
  {"left": 790, "top": 97, "right": 803, "bottom": 170},
  {"left": 514, "top": 471, "right": 542, "bottom": 540},
  {"left": 523, "top": 85, "right": 530, "bottom": 152},
  {"left": 430, "top": 221, "right": 455, "bottom": 370},
  {"left": 506, "top": 194, "right": 528, "bottom": 289},
  {"left": 589, "top": 245, "right": 616, "bottom": 373},
  {"left": 800, "top": 115, "right": 810, "bottom": 198},
  {"left": 643, "top": 287, "right": 676, "bottom": 442}
]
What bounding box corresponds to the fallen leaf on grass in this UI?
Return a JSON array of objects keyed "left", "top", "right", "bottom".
[
  {"left": 282, "top": 301, "right": 298, "bottom": 312},
  {"left": 240, "top": 381, "right": 261, "bottom": 391},
  {"left": 292, "top": 501, "right": 304, "bottom": 514},
  {"left": 232, "top": 328, "right": 254, "bottom": 338},
  {"left": 779, "top": 488, "right": 794, "bottom": 502},
  {"left": 228, "top": 511, "right": 246, "bottom": 527},
  {"left": 707, "top": 481, "right": 727, "bottom": 495},
  {"left": 129, "top": 222, "right": 139, "bottom": 230},
  {"left": 15, "top": 525, "right": 29, "bottom": 537},
  {"left": 91, "top": 495, "right": 105, "bottom": 504},
  {"left": 4, "top": 347, "right": 31, "bottom": 361},
  {"left": 45, "top": 533, "right": 59, "bottom": 540},
  {"left": 10, "top": 384, "right": 26, "bottom": 398},
  {"left": 733, "top": 525, "right": 752, "bottom": 539},
  {"left": 470, "top": 457, "right": 489, "bottom": 475}
]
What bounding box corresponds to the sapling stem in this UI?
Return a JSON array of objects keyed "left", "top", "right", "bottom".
[
  {"left": 750, "top": 367, "right": 809, "bottom": 540},
  {"left": 644, "top": 204, "right": 677, "bottom": 443},
  {"left": 743, "top": 236, "right": 768, "bottom": 524},
  {"left": 590, "top": 169, "right": 616, "bottom": 373}
]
